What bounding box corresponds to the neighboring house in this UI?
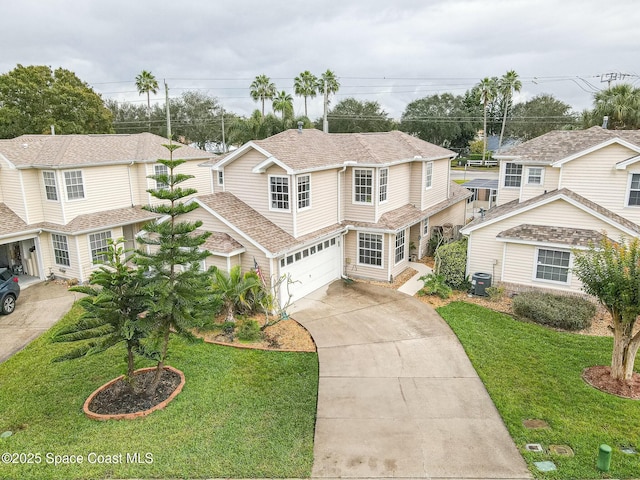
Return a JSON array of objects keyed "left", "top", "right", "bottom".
[
  {"left": 461, "top": 126, "right": 640, "bottom": 293},
  {"left": 189, "top": 128, "right": 471, "bottom": 303},
  {"left": 0, "top": 133, "right": 215, "bottom": 283}
]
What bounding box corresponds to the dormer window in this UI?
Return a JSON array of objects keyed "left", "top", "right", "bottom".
[{"left": 270, "top": 175, "right": 290, "bottom": 211}]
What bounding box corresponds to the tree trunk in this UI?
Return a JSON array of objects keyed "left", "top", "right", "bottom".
[
  {"left": 147, "top": 327, "right": 170, "bottom": 396},
  {"left": 610, "top": 317, "right": 640, "bottom": 381},
  {"left": 498, "top": 95, "right": 509, "bottom": 149},
  {"left": 482, "top": 105, "right": 488, "bottom": 162}
]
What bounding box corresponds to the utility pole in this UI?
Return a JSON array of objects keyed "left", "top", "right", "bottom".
[
  {"left": 220, "top": 107, "right": 226, "bottom": 153},
  {"left": 600, "top": 72, "right": 630, "bottom": 88},
  {"left": 164, "top": 80, "right": 171, "bottom": 141},
  {"left": 323, "top": 79, "right": 329, "bottom": 133}
]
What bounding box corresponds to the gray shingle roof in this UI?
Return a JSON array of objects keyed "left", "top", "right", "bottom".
[
  {"left": 250, "top": 129, "right": 456, "bottom": 171},
  {"left": 0, "top": 203, "right": 29, "bottom": 236},
  {"left": 496, "top": 126, "right": 640, "bottom": 164},
  {"left": 40, "top": 206, "right": 161, "bottom": 234},
  {"left": 0, "top": 133, "right": 215, "bottom": 168},
  {"left": 199, "top": 230, "right": 244, "bottom": 255},
  {"left": 497, "top": 224, "right": 609, "bottom": 247}
]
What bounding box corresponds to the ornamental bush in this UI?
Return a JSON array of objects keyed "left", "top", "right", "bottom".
[
  {"left": 435, "top": 238, "right": 468, "bottom": 289},
  {"left": 512, "top": 290, "right": 596, "bottom": 331}
]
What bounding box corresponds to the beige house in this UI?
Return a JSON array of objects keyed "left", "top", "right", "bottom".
[
  {"left": 0, "top": 133, "right": 215, "bottom": 283},
  {"left": 461, "top": 126, "right": 640, "bottom": 293},
  {"left": 190, "top": 128, "right": 470, "bottom": 303}
]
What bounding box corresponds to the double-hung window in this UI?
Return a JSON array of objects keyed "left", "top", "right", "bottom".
[
  {"left": 504, "top": 163, "right": 522, "bottom": 187},
  {"left": 536, "top": 249, "right": 570, "bottom": 283},
  {"left": 379, "top": 168, "right": 388, "bottom": 203},
  {"left": 358, "top": 232, "right": 383, "bottom": 267},
  {"left": 52, "top": 234, "right": 70, "bottom": 266},
  {"left": 354, "top": 169, "right": 373, "bottom": 204},
  {"left": 297, "top": 175, "right": 310, "bottom": 209},
  {"left": 395, "top": 229, "right": 406, "bottom": 264},
  {"left": 526, "top": 167, "right": 543, "bottom": 185},
  {"left": 218, "top": 170, "right": 224, "bottom": 186},
  {"left": 64, "top": 170, "right": 85, "bottom": 200},
  {"left": 425, "top": 162, "right": 433, "bottom": 189},
  {"left": 628, "top": 173, "right": 640, "bottom": 206},
  {"left": 270, "top": 176, "right": 290, "bottom": 210},
  {"left": 89, "top": 231, "right": 112, "bottom": 264},
  {"left": 155, "top": 164, "right": 169, "bottom": 190},
  {"left": 42, "top": 171, "right": 58, "bottom": 201}
]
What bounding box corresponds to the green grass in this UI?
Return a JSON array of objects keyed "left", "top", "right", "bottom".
[
  {"left": 0, "top": 304, "right": 318, "bottom": 479},
  {"left": 438, "top": 302, "right": 640, "bottom": 479}
]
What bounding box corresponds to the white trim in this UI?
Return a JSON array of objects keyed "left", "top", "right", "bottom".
[
  {"left": 379, "top": 167, "right": 389, "bottom": 204},
  {"left": 253, "top": 156, "right": 294, "bottom": 175},
  {"left": 496, "top": 236, "right": 591, "bottom": 250},
  {"left": 553, "top": 137, "right": 640, "bottom": 167},
  {"left": 525, "top": 166, "right": 544, "bottom": 185},
  {"left": 18, "top": 170, "right": 29, "bottom": 223},
  {"left": 625, "top": 172, "right": 640, "bottom": 208},
  {"left": 356, "top": 231, "right": 384, "bottom": 269},
  {"left": 394, "top": 228, "right": 406, "bottom": 265},
  {"left": 424, "top": 161, "right": 434, "bottom": 190},
  {"left": 63, "top": 170, "right": 86, "bottom": 201},
  {"left": 214, "top": 141, "right": 273, "bottom": 169},
  {"left": 500, "top": 242, "right": 506, "bottom": 281},
  {"left": 532, "top": 246, "right": 572, "bottom": 286},
  {"left": 268, "top": 174, "right": 292, "bottom": 212},
  {"left": 353, "top": 168, "right": 374, "bottom": 205},
  {"left": 616, "top": 154, "right": 640, "bottom": 170},
  {"left": 88, "top": 230, "right": 112, "bottom": 268},
  {"left": 296, "top": 174, "right": 312, "bottom": 211}
]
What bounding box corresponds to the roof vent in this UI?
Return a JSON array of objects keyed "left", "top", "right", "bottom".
[
  {"left": 297, "top": 121, "right": 303, "bottom": 133},
  {"left": 602, "top": 116, "right": 609, "bottom": 129},
  {"left": 22, "top": 143, "right": 28, "bottom": 149}
]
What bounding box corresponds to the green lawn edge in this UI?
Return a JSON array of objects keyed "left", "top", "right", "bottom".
[
  {"left": 0, "top": 304, "right": 318, "bottom": 479},
  {"left": 437, "top": 301, "right": 640, "bottom": 479}
]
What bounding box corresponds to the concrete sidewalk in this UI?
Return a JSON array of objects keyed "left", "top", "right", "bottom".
[
  {"left": 397, "top": 261, "right": 432, "bottom": 296},
  {"left": 291, "top": 281, "right": 531, "bottom": 479}
]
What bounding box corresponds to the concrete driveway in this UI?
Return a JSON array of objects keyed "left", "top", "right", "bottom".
[
  {"left": 0, "top": 282, "right": 78, "bottom": 364},
  {"left": 290, "top": 281, "right": 531, "bottom": 479}
]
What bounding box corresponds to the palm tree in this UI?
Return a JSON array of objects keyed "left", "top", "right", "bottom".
[
  {"left": 135, "top": 70, "right": 159, "bottom": 113},
  {"left": 294, "top": 70, "right": 319, "bottom": 117},
  {"left": 497, "top": 70, "right": 522, "bottom": 149},
  {"left": 319, "top": 70, "right": 340, "bottom": 132},
  {"left": 272, "top": 90, "right": 293, "bottom": 121},
  {"left": 594, "top": 83, "right": 640, "bottom": 129},
  {"left": 250, "top": 74, "right": 277, "bottom": 117},
  {"left": 211, "top": 265, "right": 262, "bottom": 323},
  {"left": 478, "top": 77, "right": 497, "bottom": 163}
]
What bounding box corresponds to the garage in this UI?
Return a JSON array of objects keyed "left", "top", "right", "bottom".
[{"left": 280, "top": 236, "right": 342, "bottom": 303}]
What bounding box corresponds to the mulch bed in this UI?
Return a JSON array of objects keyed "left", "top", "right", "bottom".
[
  {"left": 88, "top": 369, "right": 182, "bottom": 415},
  {"left": 582, "top": 366, "right": 640, "bottom": 400}
]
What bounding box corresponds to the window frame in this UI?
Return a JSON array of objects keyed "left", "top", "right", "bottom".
[
  {"left": 627, "top": 172, "right": 640, "bottom": 206},
  {"left": 51, "top": 234, "right": 70, "bottom": 267},
  {"left": 503, "top": 163, "right": 523, "bottom": 188},
  {"left": 297, "top": 174, "right": 311, "bottom": 210},
  {"left": 42, "top": 170, "right": 58, "bottom": 201},
  {"left": 379, "top": 168, "right": 388, "bottom": 203},
  {"left": 353, "top": 168, "right": 373, "bottom": 204},
  {"left": 217, "top": 169, "right": 224, "bottom": 186},
  {"left": 526, "top": 166, "right": 544, "bottom": 185},
  {"left": 64, "top": 170, "right": 85, "bottom": 200},
  {"left": 394, "top": 229, "right": 406, "bottom": 265},
  {"left": 154, "top": 164, "right": 169, "bottom": 190},
  {"left": 424, "top": 161, "right": 434, "bottom": 190},
  {"left": 357, "top": 232, "right": 384, "bottom": 268},
  {"left": 534, "top": 248, "right": 571, "bottom": 284},
  {"left": 269, "top": 175, "right": 290, "bottom": 211},
  {"left": 89, "top": 230, "right": 112, "bottom": 265}
]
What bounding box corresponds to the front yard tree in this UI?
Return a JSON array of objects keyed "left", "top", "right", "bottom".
[
  {"left": 0, "top": 64, "right": 113, "bottom": 138},
  {"left": 135, "top": 143, "right": 213, "bottom": 394},
  {"left": 573, "top": 237, "right": 640, "bottom": 382}
]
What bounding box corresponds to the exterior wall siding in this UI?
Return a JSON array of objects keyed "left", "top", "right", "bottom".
[
  {"left": 519, "top": 166, "right": 559, "bottom": 202},
  {"left": 20, "top": 170, "right": 44, "bottom": 223},
  {"left": 343, "top": 168, "right": 376, "bottom": 223},
  {"left": 343, "top": 230, "right": 390, "bottom": 282},
  {"left": 379, "top": 163, "right": 411, "bottom": 216},
  {"left": 422, "top": 159, "right": 449, "bottom": 210},
  {"left": 295, "top": 169, "right": 339, "bottom": 237},
  {"left": 0, "top": 168, "right": 27, "bottom": 221},
  {"left": 496, "top": 160, "right": 521, "bottom": 206}
]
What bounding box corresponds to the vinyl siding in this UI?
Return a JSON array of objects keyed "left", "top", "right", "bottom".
[
  {"left": 559, "top": 143, "right": 640, "bottom": 223},
  {"left": 295, "top": 169, "right": 339, "bottom": 237},
  {"left": 343, "top": 168, "right": 376, "bottom": 223},
  {"left": 466, "top": 198, "right": 629, "bottom": 285},
  {"left": 390, "top": 229, "right": 410, "bottom": 280},
  {"left": 20, "top": 170, "right": 44, "bottom": 223},
  {"left": 144, "top": 159, "right": 211, "bottom": 207},
  {"left": 520, "top": 166, "right": 558, "bottom": 202},
  {"left": 380, "top": 163, "right": 411, "bottom": 215},
  {"left": 39, "top": 170, "right": 65, "bottom": 224},
  {"left": 0, "top": 167, "right": 27, "bottom": 221},
  {"left": 409, "top": 162, "right": 423, "bottom": 207},
  {"left": 422, "top": 159, "right": 449, "bottom": 210},
  {"left": 343, "top": 230, "right": 389, "bottom": 282},
  {"left": 496, "top": 160, "right": 521, "bottom": 206}
]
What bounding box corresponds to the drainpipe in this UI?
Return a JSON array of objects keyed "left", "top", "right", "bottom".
[
  {"left": 127, "top": 161, "right": 135, "bottom": 207},
  {"left": 338, "top": 161, "right": 356, "bottom": 222}
]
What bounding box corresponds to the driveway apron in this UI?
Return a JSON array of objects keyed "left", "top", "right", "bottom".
[{"left": 290, "top": 281, "right": 531, "bottom": 479}]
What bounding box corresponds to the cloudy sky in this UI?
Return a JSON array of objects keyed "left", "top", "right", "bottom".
[{"left": 2, "top": 0, "right": 639, "bottom": 121}]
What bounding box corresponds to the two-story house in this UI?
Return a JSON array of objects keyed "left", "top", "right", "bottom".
[
  {"left": 461, "top": 126, "right": 640, "bottom": 293},
  {"left": 184, "top": 128, "right": 471, "bottom": 303},
  {"left": 0, "top": 133, "right": 214, "bottom": 284}
]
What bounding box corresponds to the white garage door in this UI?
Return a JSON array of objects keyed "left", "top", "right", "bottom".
[{"left": 280, "top": 236, "right": 341, "bottom": 303}]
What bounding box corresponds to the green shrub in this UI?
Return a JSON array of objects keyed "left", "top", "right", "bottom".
[
  {"left": 512, "top": 290, "right": 596, "bottom": 331},
  {"left": 485, "top": 285, "right": 505, "bottom": 302},
  {"left": 435, "top": 238, "right": 468, "bottom": 289},
  {"left": 418, "top": 273, "right": 453, "bottom": 299},
  {"left": 236, "top": 318, "right": 262, "bottom": 342}
]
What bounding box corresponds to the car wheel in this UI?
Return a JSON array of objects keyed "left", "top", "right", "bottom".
[{"left": 1, "top": 294, "right": 16, "bottom": 314}]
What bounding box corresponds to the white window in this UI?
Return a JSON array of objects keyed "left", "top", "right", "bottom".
[
  {"left": 536, "top": 249, "right": 570, "bottom": 283},
  {"left": 395, "top": 229, "right": 406, "bottom": 264},
  {"left": 425, "top": 162, "right": 433, "bottom": 189},
  {"left": 354, "top": 169, "right": 373, "bottom": 204},
  {"left": 270, "top": 176, "right": 290, "bottom": 210},
  {"left": 52, "top": 234, "right": 70, "bottom": 266},
  {"left": 42, "top": 171, "right": 58, "bottom": 201},
  {"left": 155, "top": 164, "right": 169, "bottom": 190},
  {"left": 64, "top": 170, "right": 85, "bottom": 200},
  {"left": 628, "top": 173, "right": 640, "bottom": 206},
  {"left": 89, "top": 231, "right": 112, "bottom": 264},
  {"left": 423, "top": 219, "right": 429, "bottom": 235},
  {"left": 297, "top": 175, "right": 310, "bottom": 209},
  {"left": 358, "top": 232, "right": 383, "bottom": 267},
  {"left": 218, "top": 170, "right": 224, "bottom": 185},
  {"left": 526, "top": 167, "right": 543, "bottom": 185},
  {"left": 504, "top": 163, "right": 522, "bottom": 187},
  {"left": 379, "top": 168, "right": 388, "bottom": 203}
]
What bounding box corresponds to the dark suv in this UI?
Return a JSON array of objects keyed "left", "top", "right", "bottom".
[{"left": 0, "top": 267, "right": 20, "bottom": 315}]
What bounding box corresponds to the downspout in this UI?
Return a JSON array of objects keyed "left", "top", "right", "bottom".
[
  {"left": 127, "top": 161, "right": 135, "bottom": 207},
  {"left": 338, "top": 161, "right": 356, "bottom": 222}
]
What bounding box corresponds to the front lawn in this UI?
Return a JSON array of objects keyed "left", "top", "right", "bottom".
[
  {"left": 0, "top": 304, "right": 318, "bottom": 480},
  {"left": 438, "top": 302, "right": 640, "bottom": 479}
]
